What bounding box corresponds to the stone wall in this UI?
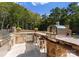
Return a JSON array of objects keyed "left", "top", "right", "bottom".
[
  {"left": 47, "top": 25, "right": 72, "bottom": 36},
  {"left": 47, "top": 40, "right": 68, "bottom": 57},
  {"left": 15, "top": 33, "right": 34, "bottom": 44},
  {"left": 15, "top": 34, "right": 25, "bottom": 44}
]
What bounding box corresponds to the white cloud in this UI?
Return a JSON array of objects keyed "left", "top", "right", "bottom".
[
  {"left": 32, "top": 2, "right": 37, "bottom": 6},
  {"left": 77, "top": 3, "right": 79, "bottom": 6},
  {"left": 31, "top": 2, "right": 49, "bottom": 6}
]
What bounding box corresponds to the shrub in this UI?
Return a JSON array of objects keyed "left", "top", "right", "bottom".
[{"left": 16, "top": 27, "right": 21, "bottom": 32}]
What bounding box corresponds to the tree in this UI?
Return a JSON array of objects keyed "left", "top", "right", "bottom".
[
  {"left": 0, "top": 2, "right": 42, "bottom": 30},
  {"left": 67, "top": 2, "right": 79, "bottom": 33},
  {"left": 49, "top": 7, "right": 68, "bottom": 25}
]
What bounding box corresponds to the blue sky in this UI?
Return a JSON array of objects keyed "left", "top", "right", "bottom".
[{"left": 17, "top": 2, "right": 71, "bottom": 15}]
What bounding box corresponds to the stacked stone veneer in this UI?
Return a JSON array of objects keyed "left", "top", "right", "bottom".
[{"left": 47, "top": 40, "right": 68, "bottom": 57}]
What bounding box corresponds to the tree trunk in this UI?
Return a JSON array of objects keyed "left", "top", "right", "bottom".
[{"left": 1, "top": 16, "right": 5, "bottom": 30}]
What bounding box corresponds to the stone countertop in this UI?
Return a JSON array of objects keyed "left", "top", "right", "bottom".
[{"left": 55, "top": 35, "right": 79, "bottom": 46}]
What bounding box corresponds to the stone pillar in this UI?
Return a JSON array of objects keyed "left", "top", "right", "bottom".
[
  {"left": 12, "top": 26, "right": 16, "bottom": 32},
  {"left": 39, "top": 36, "right": 47, "bottom": 53},
  {"left": 33, "top": 33, "right": 37, "bottom": 44},
  {"left": 34, "top": 28, "right": 38, "bottom": 32},
  {"left": 10, "top": 33, "right": 16, "bottom": 45},
  {"left": 8, "top": 33, "right": 15, "bottom": 50}
]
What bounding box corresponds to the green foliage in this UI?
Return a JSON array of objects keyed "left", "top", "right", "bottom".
[
  {"left": 16, "top": 26, "right": 21, "bottom": 30},
  {"left": 68, "top": 2, "right": 79, "bottom": 33},
  {"left": 0, "top": 2, "right": 41, "bottom": 30},
  {"left": 40, "top": 2, "right": 79, "bottom": 32},
  {"left": 0, "top": 2, "right": 79, "bottom": 32}
]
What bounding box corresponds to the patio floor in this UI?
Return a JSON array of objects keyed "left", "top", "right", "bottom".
[{"left": 4, "top": 42, "right": 47, "bottom": 57}]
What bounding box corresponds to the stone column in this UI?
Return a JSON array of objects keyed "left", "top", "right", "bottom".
[
  {"left": 10, "top": 33, "right": 16, "bottom": 46},
  {"left": 12, "top": 26, "right": 16, "bottom": 33}
]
